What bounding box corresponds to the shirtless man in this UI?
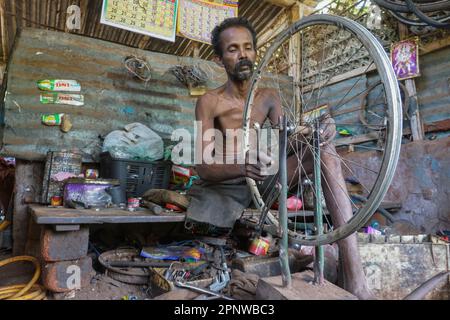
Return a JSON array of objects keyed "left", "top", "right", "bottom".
[{"left": 185, "top": 17, "right": 374, "bottom": 300}]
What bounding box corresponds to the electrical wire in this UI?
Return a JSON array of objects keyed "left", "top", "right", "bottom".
[{"left": 124, "top": 56, "right": 152, "bottom": 82}]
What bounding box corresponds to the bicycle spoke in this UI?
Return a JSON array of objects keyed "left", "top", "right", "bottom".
[{"left": 244, "top": 15, "right": 402, "bottom": 245}]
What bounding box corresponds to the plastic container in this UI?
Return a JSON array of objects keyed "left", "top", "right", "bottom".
[
  {"left": 64, "top": 178, "right": 119, "bottom": 208},
  {"left": 99, "top": 152, "right": 171, "bottom": 198}
]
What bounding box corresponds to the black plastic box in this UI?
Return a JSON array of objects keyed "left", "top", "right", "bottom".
[{"left": 99, "top": 152, "right": 171, "bottom": 198}]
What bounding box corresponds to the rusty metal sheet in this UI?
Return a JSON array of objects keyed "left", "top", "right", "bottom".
[
  {"left": 359, "top": 241, "right": 450, "bottom": 300},
  {"left": 0, "top": 28, "right": 292, "bottom": 162},
  {"left": 415, "top": 46, "right": 450, "bottom": 126}
]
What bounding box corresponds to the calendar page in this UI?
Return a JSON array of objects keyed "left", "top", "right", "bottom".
[
  {"left": 177, "top": 0, "right": 238, "bottom": 44},
  {"left": 101, "top": 0, "right": 179, "bottom": 42}
]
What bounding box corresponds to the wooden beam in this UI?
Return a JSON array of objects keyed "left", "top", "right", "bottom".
[
  {"left": 193, "top": 42, "right": 200, "bottom": 58},
  {"left": 265, "top": 0, "right": 298, "bottom": 7},
  {"left": 420, "top": 34, "right": 450, "bottom": 55},
  {"left": 405, "top": 79, "right": 425, "bottom": 140},
  {"left": 0, "top": 0, "right": 8, "bottom": 63},
  {"left": 13, "top": 160, "right": 45, "bottom": 255},
  {"left": 334, "top": 118, "right": 450, "bottom": 147},
  {"left": 399, "top": 24, "right": 424, "bottom": 141},
  {"left": 257, "top": 10, "right": 289, "bottom": 48},
  {"left": 289, "top": 3, "right": 315, "bottom": 114},
  {"left": 0, "top": 63, "right": 5, "bottom": 85},
  {"left": 303, "top": 63, "right": 377, "bottom": 93}
]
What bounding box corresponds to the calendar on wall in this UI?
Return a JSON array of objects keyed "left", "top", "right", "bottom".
[
  {"left": 177, "top": 0, "right": 238, "bottom": 44},
  {"left": 100, "top": 0, "right": 179, "bottom": 42}
]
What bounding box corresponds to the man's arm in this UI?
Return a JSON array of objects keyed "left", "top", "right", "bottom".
[
  {"left": 267, "top": 90, "right": 283, "bottom": 127},
  {"left": 194, "top": 94, "right": 266, "bottom": 182}
]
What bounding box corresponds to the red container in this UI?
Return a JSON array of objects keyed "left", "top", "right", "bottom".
[
  {"left": 248, "top": 237, "right": 270, "bottom": 256},
  {"left": 127, "top": 198, "right": 140, "bottom": 211}
]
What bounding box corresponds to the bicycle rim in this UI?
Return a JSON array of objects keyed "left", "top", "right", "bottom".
[{"left": 242, "top": 14, "right": 402, "bottom": 246}]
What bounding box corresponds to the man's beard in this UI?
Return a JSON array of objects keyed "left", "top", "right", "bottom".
[{"left": 230, "top": 59, "right": 254, "bottom": 81}]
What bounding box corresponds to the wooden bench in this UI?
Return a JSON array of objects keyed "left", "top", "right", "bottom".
[
  {"left": 26, "top": 204, "right": 187, "bottom": 293},
  {"left": 29, "top": 204, "right": 186, "bottom": 231}
]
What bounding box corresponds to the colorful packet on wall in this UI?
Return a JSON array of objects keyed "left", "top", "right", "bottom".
[
  {"left": 40, "top": 93, "right": 84, "bottom": 106},
  {"left": 42, "top": 113, "right": 64, "bottom": 126},
  {"left": 37, "top": 80, "right": 81, "bottom": 92}
]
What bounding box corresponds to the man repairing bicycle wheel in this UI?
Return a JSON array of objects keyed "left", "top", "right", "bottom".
[{"left": 184, "top": 17, "right": 374, "bottom": 300}]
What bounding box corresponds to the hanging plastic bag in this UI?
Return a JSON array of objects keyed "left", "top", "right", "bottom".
[{"left": 103, "top": 123, "right": 164, "bottom": 161}]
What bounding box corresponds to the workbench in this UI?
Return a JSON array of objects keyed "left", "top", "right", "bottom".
[
  {"left": 26, "top": 204, "right": 187, "bottom": 293},
  {"left": 29, "top": 204, "right": 186, "bottom": 230}
]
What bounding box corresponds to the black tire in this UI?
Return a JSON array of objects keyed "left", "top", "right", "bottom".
[
  {"left": 404, "top": 0, "right": 450, "bottom": 28},
  {"left": 390, "top": 9, "right": 450, "bottom": 26},
  {"left": 373, "top": 0, "right": 450, "bottom": 13},
  {"left": 359, "top": 81, "right": 410, "bottom": 129}
]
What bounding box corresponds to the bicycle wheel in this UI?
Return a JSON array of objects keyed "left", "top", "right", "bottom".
[
  {"left": 373, "top": 0, "right": 450, "bottom": 13},
  {"left": 359, "top": 81, "right": 410, "bottom": 129},
  {"left": 242, "top": 14, "right": 402, "bottom": 246}
]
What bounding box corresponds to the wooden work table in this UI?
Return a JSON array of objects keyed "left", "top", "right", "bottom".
[{"left": 28, "top": 204, "right": 186, "bottom": 228}]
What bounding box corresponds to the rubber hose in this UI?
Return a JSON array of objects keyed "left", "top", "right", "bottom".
[
  {"left": 0, "top": 256, "right": 46, "bottom": 300},
  {"left": 0, "top": 220, "right": 11, "bottom": 231}
]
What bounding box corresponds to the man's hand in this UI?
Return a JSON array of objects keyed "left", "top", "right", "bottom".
[
  {"left": 243, "top": 149, "right": 275, "bottom": 181},
  {"left": 319, "top": 114, "right": 336, "bottom": 146}
]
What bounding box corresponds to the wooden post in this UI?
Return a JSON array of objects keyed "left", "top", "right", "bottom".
[
  {"left": 192, "top": 42, "right": 200, "bottom": 58},
  {"left": 289, "top": 3, "right": 314, "bottom": 113},
  {"left": 13, "top": 160, "right": 45, "bottom": 255},
  {"left": 0, "top": 0, "right": 8, "bottom": 63},
  {"left": 138, "top": 36, "right": 150, "bottom": 50},
  {"left": 398, "top": 24, "right": 425, "bottom": 141},
  {"left": 405, "top": 79, "right": 425, "bottom": 141}
]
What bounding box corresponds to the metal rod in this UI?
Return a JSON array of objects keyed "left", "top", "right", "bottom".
[
  {"left": 174, "top": 281, "right": 235, "bottom": 300},
  {"left": 279, "top": 115, "right": 292, "bottom": 288},
  {"left": 313, "top": 122, "right": 324, "bottom": 285}
]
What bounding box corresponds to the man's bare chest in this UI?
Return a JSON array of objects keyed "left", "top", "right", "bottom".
[{"left": 214, "top": 96, "right": 270, "bottom": 130}]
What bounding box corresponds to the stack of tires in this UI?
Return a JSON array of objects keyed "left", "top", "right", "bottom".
[{"left": 373, "top": 0, "right": 450, "bottom": 29}]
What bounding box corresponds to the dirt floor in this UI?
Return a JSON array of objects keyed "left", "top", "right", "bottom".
[
  {"left": 51, "top": 274, "right": 151, "bottom": 300},
  {"left": 0, "top": 250, "right": 36, "bottom": 288}
]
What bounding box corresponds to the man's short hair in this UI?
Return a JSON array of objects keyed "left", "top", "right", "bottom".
[{"left": 211, "top": 17, "right": 257, "bottom": 57}]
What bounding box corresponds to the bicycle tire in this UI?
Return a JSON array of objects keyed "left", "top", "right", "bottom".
[
  {"left": 389, "top": 9, "right": 450, "bottom": 26},
  {"left": 243, "top": 14, "right": 403, "bottom": 246},
  {"left": 405, "top": 0, "right": 450, "bottom": 28},
  {"left": 373, "top": 0, "right": 450, "bottom": 13}
]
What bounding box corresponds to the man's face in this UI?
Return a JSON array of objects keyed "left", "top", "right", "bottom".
[{"left": 219, "top": 26, "right": 256, "bottom": 82}]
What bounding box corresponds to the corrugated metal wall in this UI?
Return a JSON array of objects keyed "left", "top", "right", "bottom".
[
  {"left": 415, "top": 46, "right": 450, "bottom": 126},
  {"left": 0, "top": 0, "right": 285, "bottom": 63},
  {"left": 0, "top": 27, "right": 291, "bottom": 162},
  {"left": 0, "top": 28, "right": 227, "bottom": 161},
  {"left": 312, "top": 46, "right": 450, "bottom": 142}
]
